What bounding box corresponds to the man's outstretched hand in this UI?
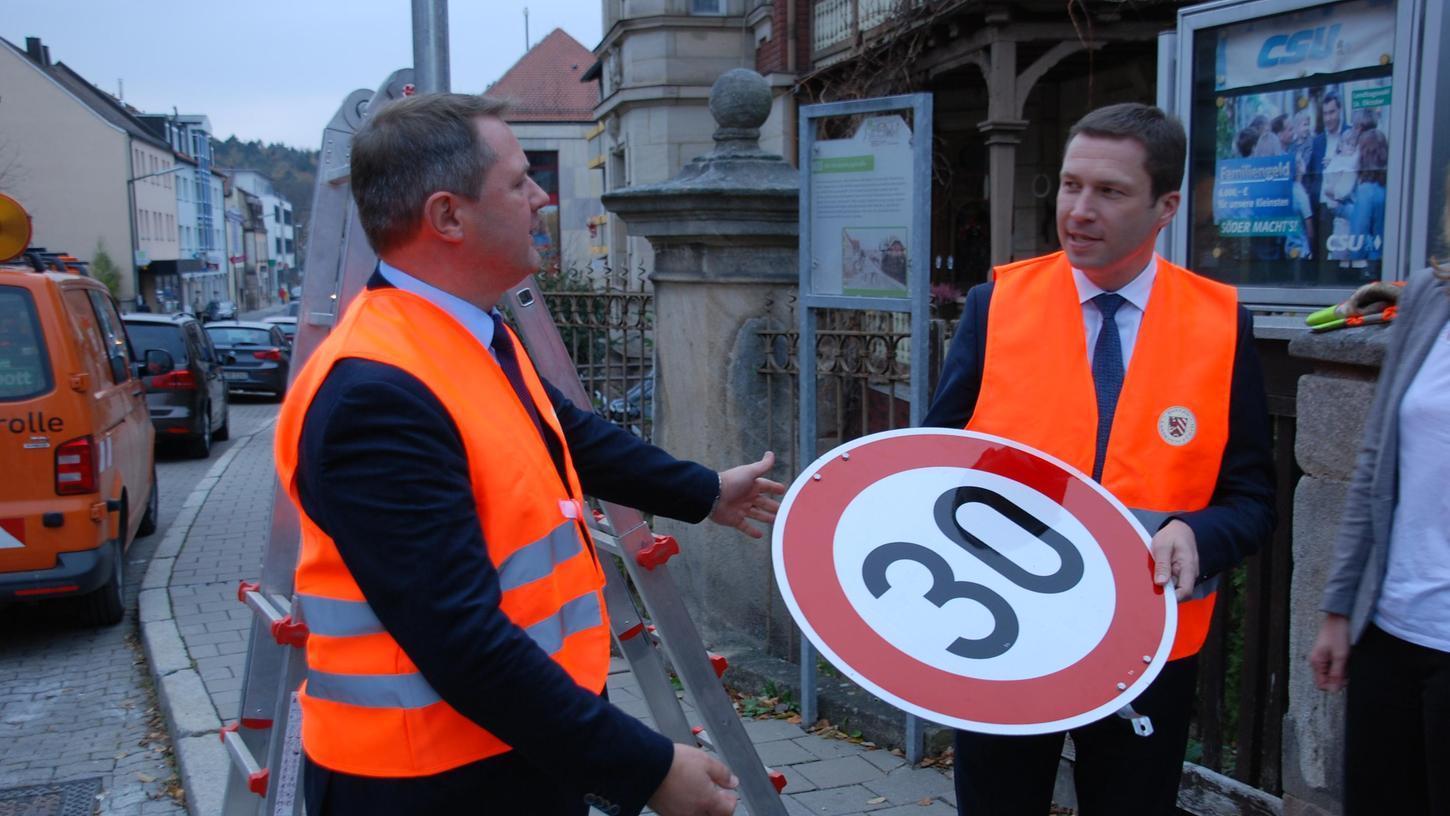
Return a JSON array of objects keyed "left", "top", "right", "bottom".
[{"left": 711, "top": 451, "right": 786, "bottom": 539}]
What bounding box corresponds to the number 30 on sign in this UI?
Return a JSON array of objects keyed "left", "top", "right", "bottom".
[{"left": 772, "top": 429, "right": 1176, "bottom": 735}]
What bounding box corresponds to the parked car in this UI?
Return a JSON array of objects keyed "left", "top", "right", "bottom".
[
  {"left": 262, "top": 314, "right": 298, "bottom": 345},
  {"left": 0, "top": 255, "right": 158, "bottom": 625},
  {"left": 204, "top": 321, "right": 292, "bottom": 398},
  {"left": 284, "top": 300, "right": 300, "bottom": 317},
  {"left": 121, "top": 312, "right": 230, "bottom": 458},
  {"left": 607, "top": 373, "right": 654, "bottom": 422},
  {"left": 203, "top": 299, "right": 238, "bottom": 322}
]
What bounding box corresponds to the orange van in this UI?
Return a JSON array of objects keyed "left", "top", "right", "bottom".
[{"left": 0, "top": 258, "right": 159, "bottom": 625}]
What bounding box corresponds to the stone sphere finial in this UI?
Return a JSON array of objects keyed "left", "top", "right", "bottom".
[{"left": 710, "top": 69, "right": 771, "bottom": 139}]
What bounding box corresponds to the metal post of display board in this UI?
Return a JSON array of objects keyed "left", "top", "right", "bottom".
[{"left": 797, "top": 93, "right": 933, "bottom": 762}]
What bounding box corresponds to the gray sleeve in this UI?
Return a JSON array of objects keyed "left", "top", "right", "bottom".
[{"left": 1318, "top": 269, "right": 1436, "bottom": 615}]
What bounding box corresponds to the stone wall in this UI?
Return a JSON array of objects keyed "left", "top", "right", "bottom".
[{"left": 1281, "top": 326, "right": 1391, "bottom": 816}]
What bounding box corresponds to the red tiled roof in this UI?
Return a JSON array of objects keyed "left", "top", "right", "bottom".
[{"left": 487, "top": 28, "right": 598, "bottom": 122}]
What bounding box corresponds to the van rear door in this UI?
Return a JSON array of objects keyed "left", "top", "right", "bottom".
[{"left": 0, "top": 282, "right": 62, "bottom": 572}]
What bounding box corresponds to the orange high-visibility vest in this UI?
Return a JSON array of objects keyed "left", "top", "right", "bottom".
[
  {"left": 967, "top": 252, "right": 1238, "bottom": 660},
  {"left": 274, "top": 286, "right": 610, "bottom": 778}
]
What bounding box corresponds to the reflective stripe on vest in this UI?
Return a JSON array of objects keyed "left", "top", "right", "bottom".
[
  {"left": 274, "top": 286, "right": 611, "bottom": 778},
  {"left": 497, "top": 520, "right": 583, "bottom": 591},
  {"left": 301, "top": 589, "right": 603, "bottom": 709},
  {"left": 967, "top": 253, "right": 1239, "bottom": 660}
]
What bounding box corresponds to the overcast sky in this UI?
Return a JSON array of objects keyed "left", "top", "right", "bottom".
[{"left": 5, "top": 0, "right": 604, "bottom": 149}]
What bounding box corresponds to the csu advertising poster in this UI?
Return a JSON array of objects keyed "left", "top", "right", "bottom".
[{"left": 1190, "top": 0, "right": 1398, "bottom": 287}]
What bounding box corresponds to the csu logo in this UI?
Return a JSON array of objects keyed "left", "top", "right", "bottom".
[{"left": 1258, "top": 24, "right": 1340, "bottom": 68}]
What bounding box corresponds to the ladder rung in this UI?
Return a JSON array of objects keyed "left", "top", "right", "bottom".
[
  {"left": 240, "top": 587, "right": 291, "bottom": 627},
  {"left": 590, "top": 528, "right": 622, "bottom": 557},
  {"left": 220, "top": 724, "right": 269, "bottom": 797}
]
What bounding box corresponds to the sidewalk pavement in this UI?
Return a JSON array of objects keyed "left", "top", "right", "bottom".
[{"left": 138, "top": 419, "right": 957, "bottom": 816}]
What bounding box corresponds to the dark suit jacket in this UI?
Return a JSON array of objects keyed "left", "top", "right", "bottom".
[
  {"left": 296, "top": 274, "right": 717, "bottom": 816},
  {"left": 923, "top": 277, "right": 1277, "bottom": 583}
]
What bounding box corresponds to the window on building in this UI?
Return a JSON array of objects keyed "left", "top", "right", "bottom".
[
  {"left": 285, "top": 238, "right": 294, "bottom": 255},
  {"left": 525, "top": 151, "right": 560, "bottom": 206},
  {"left": 276, "top": 237, "right": 282, "bottom": 255},
  {"left": 690, "top": 0, "right": 725, "bottom": 14}
]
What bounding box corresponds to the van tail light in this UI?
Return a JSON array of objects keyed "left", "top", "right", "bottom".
[
  {"left": 253, "top": 349, "right": 283, "bottom": 361},
  {"left": 151, "top": 369, "right": 196, "bottom": 389},
  {"left": 55, "top": 435, "right": 98, "bottom": 495}
]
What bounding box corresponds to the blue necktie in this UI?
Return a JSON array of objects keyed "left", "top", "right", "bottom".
[
  {"left": 490, "top": 322, "right": 543, "bottom": 432},
  {"left": 1091, "top": 293, "right": 1126, "bottom": 482},
  {"left": 491, "top": 322, "right": 567, "bottom": 483}
]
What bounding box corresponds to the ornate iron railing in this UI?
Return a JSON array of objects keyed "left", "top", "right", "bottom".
[{"left": 533, "top": 268, "right": 654, "bottom": 441}]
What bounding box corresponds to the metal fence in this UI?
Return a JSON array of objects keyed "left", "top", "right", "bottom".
[
  {"left": 755, "top": 300, "right": 1296, "bottom": 796},
  {"left": 533, "top": 268, "right": 655, "bottom": 441}
]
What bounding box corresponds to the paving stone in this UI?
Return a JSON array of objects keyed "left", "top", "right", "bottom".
[
  {"left": 774, "top": 763, "right": 820, "bottom": 794},
  {"left": 793, "top": 756, "right": 885, "bottom": 788},
  {"left": 754, "top": 737, "right": 819, "bottom": 767},
  {"left": 793, "top": 734, "right": 866, "bottom": 759},
  {"left": 871, "top": 802, "right": 957, "bottom": 815},
  {"left": 790, "top": 784, "right": 894, "bottom": 814},
  {"left": 860, "top": 750, "right": 906, "bottom": 772},
  {"left": 861, "top": 766, "right": 955, "bottom": 804},
  {"left": 743, "top": 718, "right": 808, "bottom": 743}
]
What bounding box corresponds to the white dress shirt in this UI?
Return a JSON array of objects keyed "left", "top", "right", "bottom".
[
  {"left": 377, "top": 260, "right": 501, "bottom": 358},
  {"left": 1072, "top": 255, "right": 1158, "bottom": 369}
]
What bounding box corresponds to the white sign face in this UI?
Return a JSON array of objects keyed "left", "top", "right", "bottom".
[
  {"left": 835, "top": 467, "right": 1117, "bottom": 683},
  {"left": 774, "top": 429, "right": 1177, "bottom": 735},
  {"left": 1215, "top": 0, "right": 1395, "bottom": 92},
  {"left": 809, "top": 115, "right": 915, "bottom": 298}
]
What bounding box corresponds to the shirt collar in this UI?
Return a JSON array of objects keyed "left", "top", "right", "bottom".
[
  {"left": 376, "top": 259, "right": 498, "bottom": 349},
  {"left": 1072, "top": 254, "right": 1158, "bottom": 313}
]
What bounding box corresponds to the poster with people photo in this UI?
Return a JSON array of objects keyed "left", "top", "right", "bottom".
[
  {"left": 1187, "top": 0, "right": 1398, "bottom": 289},
  {"left": 1212, "top": 78, "right": 1391, "bottom": 270}
]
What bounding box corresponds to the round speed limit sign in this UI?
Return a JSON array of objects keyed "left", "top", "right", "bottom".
[{"left": 773, "top": 429, "right": 1176, "bottom": 735}]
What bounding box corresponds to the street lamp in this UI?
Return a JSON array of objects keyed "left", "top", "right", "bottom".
[{"left": 125, "top": 162, "right": 189, "bottom": 310}]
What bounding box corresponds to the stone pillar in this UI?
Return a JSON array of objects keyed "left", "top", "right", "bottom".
[
  {"left": 1281, "top": 327, "right": 1389, "bottom": 816},
  {"left": 603, "top": 69, "right": 799, "bottom": 656}
]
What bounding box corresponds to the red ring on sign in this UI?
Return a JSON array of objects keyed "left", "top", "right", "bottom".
[{"left": 779, "top": 431, "right": 1168, "bottom": 729}]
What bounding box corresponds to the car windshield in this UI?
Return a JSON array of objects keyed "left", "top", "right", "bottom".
[
  {"left": 0, "top": 286, "right": 53, "bottom": 400},
  {"left": 207, "top": 327, "right": 274, "bottom": 347},
  {"left": 124, "top": 323, "right": 189, "bottom": 366}
]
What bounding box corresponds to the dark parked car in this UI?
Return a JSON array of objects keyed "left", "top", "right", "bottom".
[
  {"left": 204, "top": 321, "right": 291, "bottom": 398},
  {"left": 203, "top": 299, "right": 238, "bottom": 322},
  {"left": 122, "top": 312, "right": 230, "bottom": 458},
  {"left": 607, "top": 374, "right": 654, "bottom": 422},
  {"left": 262, "top": 315, "right": 298, "bottom": 345}
]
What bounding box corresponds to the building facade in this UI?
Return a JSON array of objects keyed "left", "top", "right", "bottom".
[
  {"left": 0, "top": 36, "right": 181, "bottom": 309},
  {"left": 488, "top": 28, "right": 603, "bottom": 278},
  {"left": 227, "top": 169, "right": 295, "bottom": 294},
  {"left": 590, "top": 0, "right": 791, "bottom": 278},
  {"left": 137, "top": 113, "right": 230, "bottom": 314}
]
